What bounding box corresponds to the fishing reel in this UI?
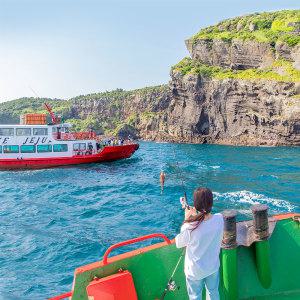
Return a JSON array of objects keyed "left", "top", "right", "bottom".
[
  {"left": 167, "top": 280, "right": 179, "bottom": 291},
  {"left": 180, "top": 196, "right": 190, "bottom": 210}
]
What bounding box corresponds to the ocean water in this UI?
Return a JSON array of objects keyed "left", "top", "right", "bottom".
[{"left": 0, "top": 142, "right": 299, "bottom": 299}]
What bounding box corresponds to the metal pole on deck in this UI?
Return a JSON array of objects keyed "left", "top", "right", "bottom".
[
  {"left": 252, "top": 204, "right": 272, "bottom": 289},
  {"left": 221, "top": 210, "right": 238, "bottom": 300}
]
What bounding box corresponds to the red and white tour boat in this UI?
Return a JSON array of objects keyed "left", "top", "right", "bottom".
[{"left": 0, "top": 104, "right": 139, "bottom": 169}]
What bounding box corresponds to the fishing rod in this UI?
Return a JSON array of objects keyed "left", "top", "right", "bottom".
[{"left": 158, "top": 147, "right": 190, "bottom": 300}]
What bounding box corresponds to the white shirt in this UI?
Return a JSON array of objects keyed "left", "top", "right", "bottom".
[{"left": 175, "top": 213, "right": 224, "bottom": 280}]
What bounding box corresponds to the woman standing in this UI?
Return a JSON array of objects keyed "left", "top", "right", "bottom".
[{"left": 175, "top": 188, "right": 224, "bottom": 300}]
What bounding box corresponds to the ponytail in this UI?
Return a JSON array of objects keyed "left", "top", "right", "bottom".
[
  {"left": 184, "top": 211, "right": 207, "bottom": 231},
  {"left": 184, "top": 187, "right": 213, "bottom": 231}
]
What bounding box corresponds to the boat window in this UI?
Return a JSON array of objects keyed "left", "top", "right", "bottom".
[
  {"left": 73, "top": 143, "right": 86, "bottom": 151},
  {"left": 20, "top": 145, "right": 36, "bottom": 153},
  {"left": 37, "top": 145, "right": 52, "bottom": 153},
  {"left": 0, "top": 128, "right": 14, "bottom": 136},
  {"left": 16, "top": 128, "right": 31, "bottom": 136},
  {"left": 0, "top": 146, "right": 2, "bottom": 153},
  {"left": 52, "top": 127, "right": 58, "bottom": 133},
  {"left": 53, "top": 144, "right": 68, "bottom": 152},
  {"left": 33, "top": 128, "right": 48, "bottom": 136},
  {"left": 3, "top": 145, "right": 19, "bottom": 153}
]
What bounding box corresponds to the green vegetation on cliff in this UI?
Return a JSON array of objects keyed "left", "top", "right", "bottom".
[
  {"left": 172, "top": 57, "right": 300, "bottom": 82},
  {"left": 0, "top": 98, "right": 71, "bottom": 124},
  {"left": 0, "top": 85, "right": 168, "bottom": 135},
  {"left": 67, "top": 85, "right": 167, "bottom": 134},
  {"left": 191, "top": 10, "right": 300, "bottom": 46}
]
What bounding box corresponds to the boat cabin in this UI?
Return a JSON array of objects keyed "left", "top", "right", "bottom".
[{"left": 0, "top": 124, "right": 97, "bottom": 158}]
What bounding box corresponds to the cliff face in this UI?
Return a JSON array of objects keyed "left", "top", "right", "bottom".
[
  {"left": 68, "top": 86, "right": 172, "bottom": 140},
  {"left": 168, "top": 74, "right": 299, "bottom": 145},
  {"left": 185, "top": 39, "right": 300, "bottom": 71}
]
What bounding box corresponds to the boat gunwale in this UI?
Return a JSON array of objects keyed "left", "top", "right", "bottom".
[{"left": 75, "top": 212, "right": 300, "bottom": 275}]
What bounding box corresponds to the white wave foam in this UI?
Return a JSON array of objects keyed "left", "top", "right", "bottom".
[
  {"left": 194, "top": 163, "right": 221, "bottom": 170},
  {"left": 210, "top": 165, "right": 220, "bottom": 169},
  {"left": 214, "top": 190, "right": 295, "bottom": 212}
]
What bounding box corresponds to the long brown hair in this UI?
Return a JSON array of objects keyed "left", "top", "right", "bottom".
[{"left": 184, "top": 187, "right": 213, "bottom": 231}]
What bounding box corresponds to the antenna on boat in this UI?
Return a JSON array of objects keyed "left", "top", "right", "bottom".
[
  {"left": 28, "top": 85, "right": 40, "bottom": 98},
  {"left": 28, "top": 86, "right": 58, "bottom": 124}
]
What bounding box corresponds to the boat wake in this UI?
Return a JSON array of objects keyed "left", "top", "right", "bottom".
[{"left": 214, "top": 190, "right": 295, "bottom": 215}]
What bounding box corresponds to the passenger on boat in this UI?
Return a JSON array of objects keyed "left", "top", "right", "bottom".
[
  {"left": 175, "top": 188, "right": 224, "bottom": 300},
  {"left": 86, "top": 143, "right": 93, "bottom": 155}
]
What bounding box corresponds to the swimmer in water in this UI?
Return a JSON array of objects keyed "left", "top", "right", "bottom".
[{"left": 160, "top": 171, "right": 166, "bottom": 194}]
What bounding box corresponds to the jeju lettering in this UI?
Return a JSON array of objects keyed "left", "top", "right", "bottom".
[
  {"left": 0, "top": 137, "right": 10, "bottom": 144},
  {"left": 22, "top": 137, "right": 49, "bottom": 145}
]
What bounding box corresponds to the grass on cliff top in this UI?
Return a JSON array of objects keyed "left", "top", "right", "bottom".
[
  {"left": 70, "top": 85, "right": 168, "bottom": 102},
  {"left": 190, "top": 10, "right": 300, "bottom": 47},
  {"left": 172, "top": 57, "right": 300, "bottom": 82}
]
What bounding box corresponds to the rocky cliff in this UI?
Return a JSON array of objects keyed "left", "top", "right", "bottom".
[
  {"left": 161, "top": 9, "right": 300, "bottom": 145},
  {"left": 0, "top": 10, "right": 300, "bottom": 146}
]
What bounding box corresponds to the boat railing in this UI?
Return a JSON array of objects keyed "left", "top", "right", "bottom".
[
  {"left": 99, "top": 139, "right": 137, "bottom": 147},
  {"left": 72, "top": 149, "right": 99, "bottom": 156},
  {"left": 72, "top": 142, "right": 137, "bottom": 156},
  {"left": 52, "top": 132, "right": 97, "bottom": 141},
  {"left": 103, "top": 233, "right": 171, "bottom": 265},
  {"left": 48, "top": 291, "right": 73, "bottom": 300}
]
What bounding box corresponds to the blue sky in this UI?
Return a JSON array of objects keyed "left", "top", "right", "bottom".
[{"left": 0, "top": 0, "right": 299, "bottom": 102}]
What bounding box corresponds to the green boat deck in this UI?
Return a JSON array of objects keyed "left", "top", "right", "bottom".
[{"left": 62, "top": 215, "right": 300, "bottom": 300}]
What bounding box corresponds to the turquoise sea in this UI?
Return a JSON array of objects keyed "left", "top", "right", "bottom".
[{"left": 0, "top": 142, "right": 299, "bottom": 299}]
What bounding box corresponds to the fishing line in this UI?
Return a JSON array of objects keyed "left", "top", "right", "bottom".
[
  {"left": 172, "top": 146, "right": 188, "bottom": 202},
  {"left": 159, "top": 143, "right": 166, "bottom": 194}
]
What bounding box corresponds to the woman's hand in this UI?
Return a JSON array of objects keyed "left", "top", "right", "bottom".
[
  {"left": 184, "top": 206, "right": 197, "bottom": 220},
  {"left": 180, "top": 197, "right": 187, "bottom": 209}
]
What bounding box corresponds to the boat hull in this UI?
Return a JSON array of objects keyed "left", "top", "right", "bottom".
[
  {"left": 50, "top": 213, "right": 300, "bottom": 300},
  {"left": 0, "top": 144, "right": 139, "bottom": 170}
]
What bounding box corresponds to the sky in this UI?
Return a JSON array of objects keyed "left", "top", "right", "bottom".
[{"left": 0, "top": 0, "right": 299, "bottom": 102}]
